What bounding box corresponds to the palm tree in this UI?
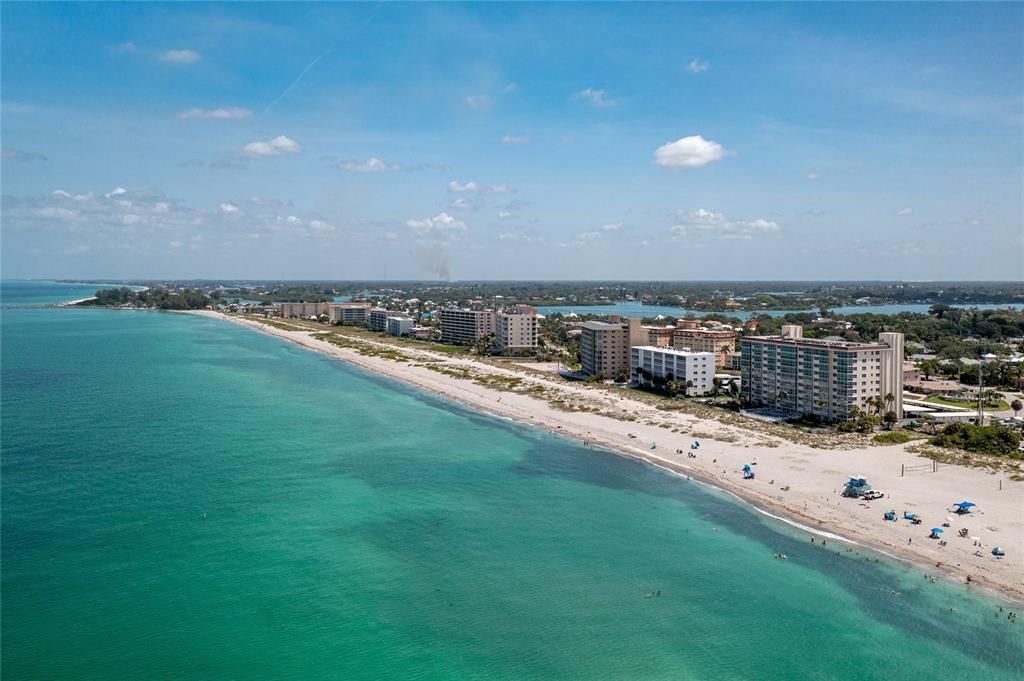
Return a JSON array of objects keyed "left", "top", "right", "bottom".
[{"left": 1012, "top": 399, "right": 1022, "bottom": 418}]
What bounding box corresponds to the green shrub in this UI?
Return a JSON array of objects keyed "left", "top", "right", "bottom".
[
  {"left": 873, "top": 430, "right": 917, "bottom": 444},
  {"left": 931, "top": 422, "right": 1022, "bottom": 457}
]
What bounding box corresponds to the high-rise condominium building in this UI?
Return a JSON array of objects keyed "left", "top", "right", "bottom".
[
  {"left": 367, "top": 308, "right": 390, "bottom": 332},
  {"left": 672, "top": 328, "right": 737, "bottom": 368},
  {"left": 439, "top": 309, "right": 496, "bottom": 345},
  {"left": 328, "top": 303, "right": 371, "bottom": 326},
  {"left": 740, "top": 325, "right": 904, "bottom": 422},
  {"left": 386, "top": 316, "right": 414, "bottom": 337},
  {"left": 495, "top": 312, "right": 538, "bottom": 352},
  {"left": 579, "top": 317, "right": 647, "bottom": 379}
]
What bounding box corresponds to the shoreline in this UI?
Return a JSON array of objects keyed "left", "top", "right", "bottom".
[{"left": 183, "top": 310, "right": 1024, "bottom": 605}]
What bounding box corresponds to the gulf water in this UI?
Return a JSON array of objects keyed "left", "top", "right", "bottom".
[
  {"left": 3, "top": 288, "right": 1023, "bottom": 679},
  {"left": 0, "top": 280, "right": 123, "bottom": 307}
]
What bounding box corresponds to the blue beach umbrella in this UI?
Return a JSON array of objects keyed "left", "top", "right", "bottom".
[
  {"left": 931, "top": 528, "right": 944, "bottom": 533},
  {"left": 957, "top": 501, "right": 976, "bottom": 508}
]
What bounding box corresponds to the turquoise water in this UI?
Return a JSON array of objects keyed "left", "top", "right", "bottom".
[
  {"left": 3, "top": 306, "right": 1023, "bottom": 679},
  {"left": 0, "top": 280, "right": 122, "bottom": 307},
  {"left": 536, "top": 300, "right": 1024, "bottom": 320},
  {"left": 1, "top": 280, "right": 146, "bottom": 307}
]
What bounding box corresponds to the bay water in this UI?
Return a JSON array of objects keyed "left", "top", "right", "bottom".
[
  {"left": 2, "top": 299, "right": 1022, "bottom": 679},
  {"left": 536, "top": 300, "right": 1024, "bottom": 320}
]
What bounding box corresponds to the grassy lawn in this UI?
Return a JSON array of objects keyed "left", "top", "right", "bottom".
[{"left": 923, "top": 395, "right": 1009, "bottom": 410}]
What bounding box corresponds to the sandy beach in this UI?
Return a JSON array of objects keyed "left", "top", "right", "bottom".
[{"left": 187, "top": 310, "right": 1024, "bottom": 603}]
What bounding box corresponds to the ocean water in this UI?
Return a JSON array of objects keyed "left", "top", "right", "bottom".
[
  {"left": 0, "top": 280, "right": 121, "bottom": 307},
  {"left": 3, "top": 306, "right": 1023, "bottom": 680},
  {"left": 536, "top": 300, "right": 1024, "bottom": 320}
]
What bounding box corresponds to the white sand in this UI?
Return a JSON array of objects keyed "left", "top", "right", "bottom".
[{"left": 188, "top": 311, "right": 1024, "bottom": 603}]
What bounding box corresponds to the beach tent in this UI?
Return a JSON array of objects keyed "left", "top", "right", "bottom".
[{"left": 954, "top": 501, "right": 976, "bottom": 514}]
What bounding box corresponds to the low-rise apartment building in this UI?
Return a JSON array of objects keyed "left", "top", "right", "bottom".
[
  {"left": 279, "top": 302, "right": 330, "bottom": 318},
  {"left": 740, "top": 324, "right": 904, "bottom": 422},
  {"left": 672, "top": 328, "right": 737, "bottom": 368},
  {"left": 631, "top": 346, "right": 715, "bottom": 396},
  {"left": 439, "top": 308, "right": 495, "bottom": 345}
]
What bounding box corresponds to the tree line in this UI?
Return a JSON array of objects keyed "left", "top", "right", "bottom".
[{"left": 86, "top": 287, "right": 210, "bottom": 310}]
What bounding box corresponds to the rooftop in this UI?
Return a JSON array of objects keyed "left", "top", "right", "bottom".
[
  {"left": 632, "top": 345, "right": 716, "bottom": 357},
  {"left": 742, "top": 335, "right": 888, "bottom": 350},
  {"left": 580, "top": 321, "right": 626, "bottom": 330}
]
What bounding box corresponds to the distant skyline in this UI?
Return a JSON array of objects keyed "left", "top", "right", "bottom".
[{"left": 2, "top": 2, "right": 1022, "bottom": 280}]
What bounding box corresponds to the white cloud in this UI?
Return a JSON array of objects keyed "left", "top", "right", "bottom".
[
  {"left": 686, "top": 58, "right": 710, "bottom": 74},
  {"left": 503, "top": 83, "right": 518, "bottom": 93},
  {"left": 653, "top": 135, "right": 729, "bottom": 169},
  {"left": 498, "top": 231, "right": 543, "bottom": 243},
  {"left": 466, "top": 95, "right": 492, "bottom": 110},
  {"left": 501, "top": 134, "right": 531, "bottom": 144},
  {"left": 406, "top": 212, "right": 467, "bottom": 235},
  {"left": 341, "top": 157, "right": 400, "bottom": 172},
  {"left": 309, "top": 219, "right": 334, "bottom": 232},
  {"left": 160, "top": 49, "right": 201, "bottom": 64},
  {"left": 497, "top": 210, "right": 516, "bottom": 220},
  {"left": 601, "top": 222, "right": 623, "bottom": 232},
  {"left": 807, "top": 172, "right": 820, "bottom": 181},
  {"left": 449, "top": 198, "right": 476, "bottom": 210},
  {"left": 243, "top": 135, "right": 302, "bottom": 157},
  {"left": 671, "top": 209, "right": 779, "bottom": 240},
  {"left": 896, "top": 207, "right": 914, "bottom": 216},
  {"left": 3, "top": 185, "right": 350, "bottom": 255},
  {"left": 576, "top": 231, "right": 601, "bottom": 242},
  {"left": 574, "top": 87, "right": 616, "bottom": 108},
  {"left": 178, "top": 107, "right": 252, "bottom": 120},
  {"left": 448, "top": 180, "right": 510, "bottom": 194},
  {"left": 36, "top": 206, "right": 78, "bottom": 220}
]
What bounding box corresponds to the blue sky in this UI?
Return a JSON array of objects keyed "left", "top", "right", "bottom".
[{"left": 2, "top": 2, "right": 1021, "bottom": 280}]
